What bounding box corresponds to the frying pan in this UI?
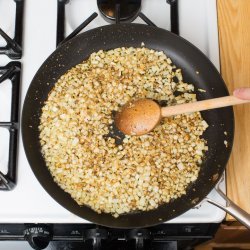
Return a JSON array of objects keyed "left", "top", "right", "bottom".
[{"left": 22, "top": 24, "right": 250, "bottom": 228}]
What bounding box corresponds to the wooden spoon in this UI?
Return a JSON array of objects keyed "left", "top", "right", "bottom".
[{"left": 115, "top": 96, "right": 250, "bottom": 136}]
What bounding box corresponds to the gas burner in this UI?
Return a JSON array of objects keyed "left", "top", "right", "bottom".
[
  {"left": 57, "top": 0, "right": 179, "bottom": 47},
  {"left": 56, "top": 0, "right": 157, "bottom": 46},
  {"left": 0, "top": 0, "right": 24, "bottom": 59},
  {"left": 97, "top": 0, "right": 141, "bottom": 23},
  {"left": 0, "top": 62, "right": 21, "bottom": 191}
]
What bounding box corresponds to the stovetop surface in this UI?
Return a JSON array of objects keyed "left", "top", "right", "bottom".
[{"left": 0, "top": 0, "right": 226, "bottom": 224}]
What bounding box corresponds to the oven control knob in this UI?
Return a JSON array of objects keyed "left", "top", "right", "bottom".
[
  {"left": 85, "top": 228, "right": 108, "bottom": 249},
  {"left": 24, "top": 225, "right": 52, "bottom": 250},
  {"left": 127, "top": 229, "right": 151, "bottom": 250}
]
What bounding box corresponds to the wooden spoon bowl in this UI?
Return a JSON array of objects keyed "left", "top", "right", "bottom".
[{"left": 115, "top": 99, "right": 161, "bottom": 136}]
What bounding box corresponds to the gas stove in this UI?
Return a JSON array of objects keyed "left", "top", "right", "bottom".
[{"left": 0, "top": 0, "right": 227, "bottom": 249}]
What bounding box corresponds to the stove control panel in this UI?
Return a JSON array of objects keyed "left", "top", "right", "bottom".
[{"left": 0, "top": 223, "right": 219, "bottom": 249}]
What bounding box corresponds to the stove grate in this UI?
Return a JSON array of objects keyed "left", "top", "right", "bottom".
[
  {"left": 56, "top": 0, "right": 179, "bottom": 46},
  {"left": 0, "top": 62, "right": 21, "bottom": 191},
  {"left": 0, "top": 0, "right": 24, "bottom": 59}
]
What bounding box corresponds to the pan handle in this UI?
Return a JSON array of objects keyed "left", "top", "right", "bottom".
[{"left": 206, "top": 176, "right": 250, "bottom": 229}]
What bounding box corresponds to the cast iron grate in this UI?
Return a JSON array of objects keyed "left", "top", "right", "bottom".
[
  {"left": 0, "top": 62, "right": 21, "bottom": 190},
  {"left": 56, "top": 0, "right": 179, "bottom": 46},
  {"left": 0, "top": 0, "right": 24, "bottom": 59}
]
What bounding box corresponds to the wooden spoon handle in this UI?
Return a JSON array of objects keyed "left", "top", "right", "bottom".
[{"left": 161, "top": 95, "right": 250, "bottom": 117}]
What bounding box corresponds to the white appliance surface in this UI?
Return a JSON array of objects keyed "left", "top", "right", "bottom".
[{"left": 0, "top": 0, "right": 226, "bottom": 224}]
